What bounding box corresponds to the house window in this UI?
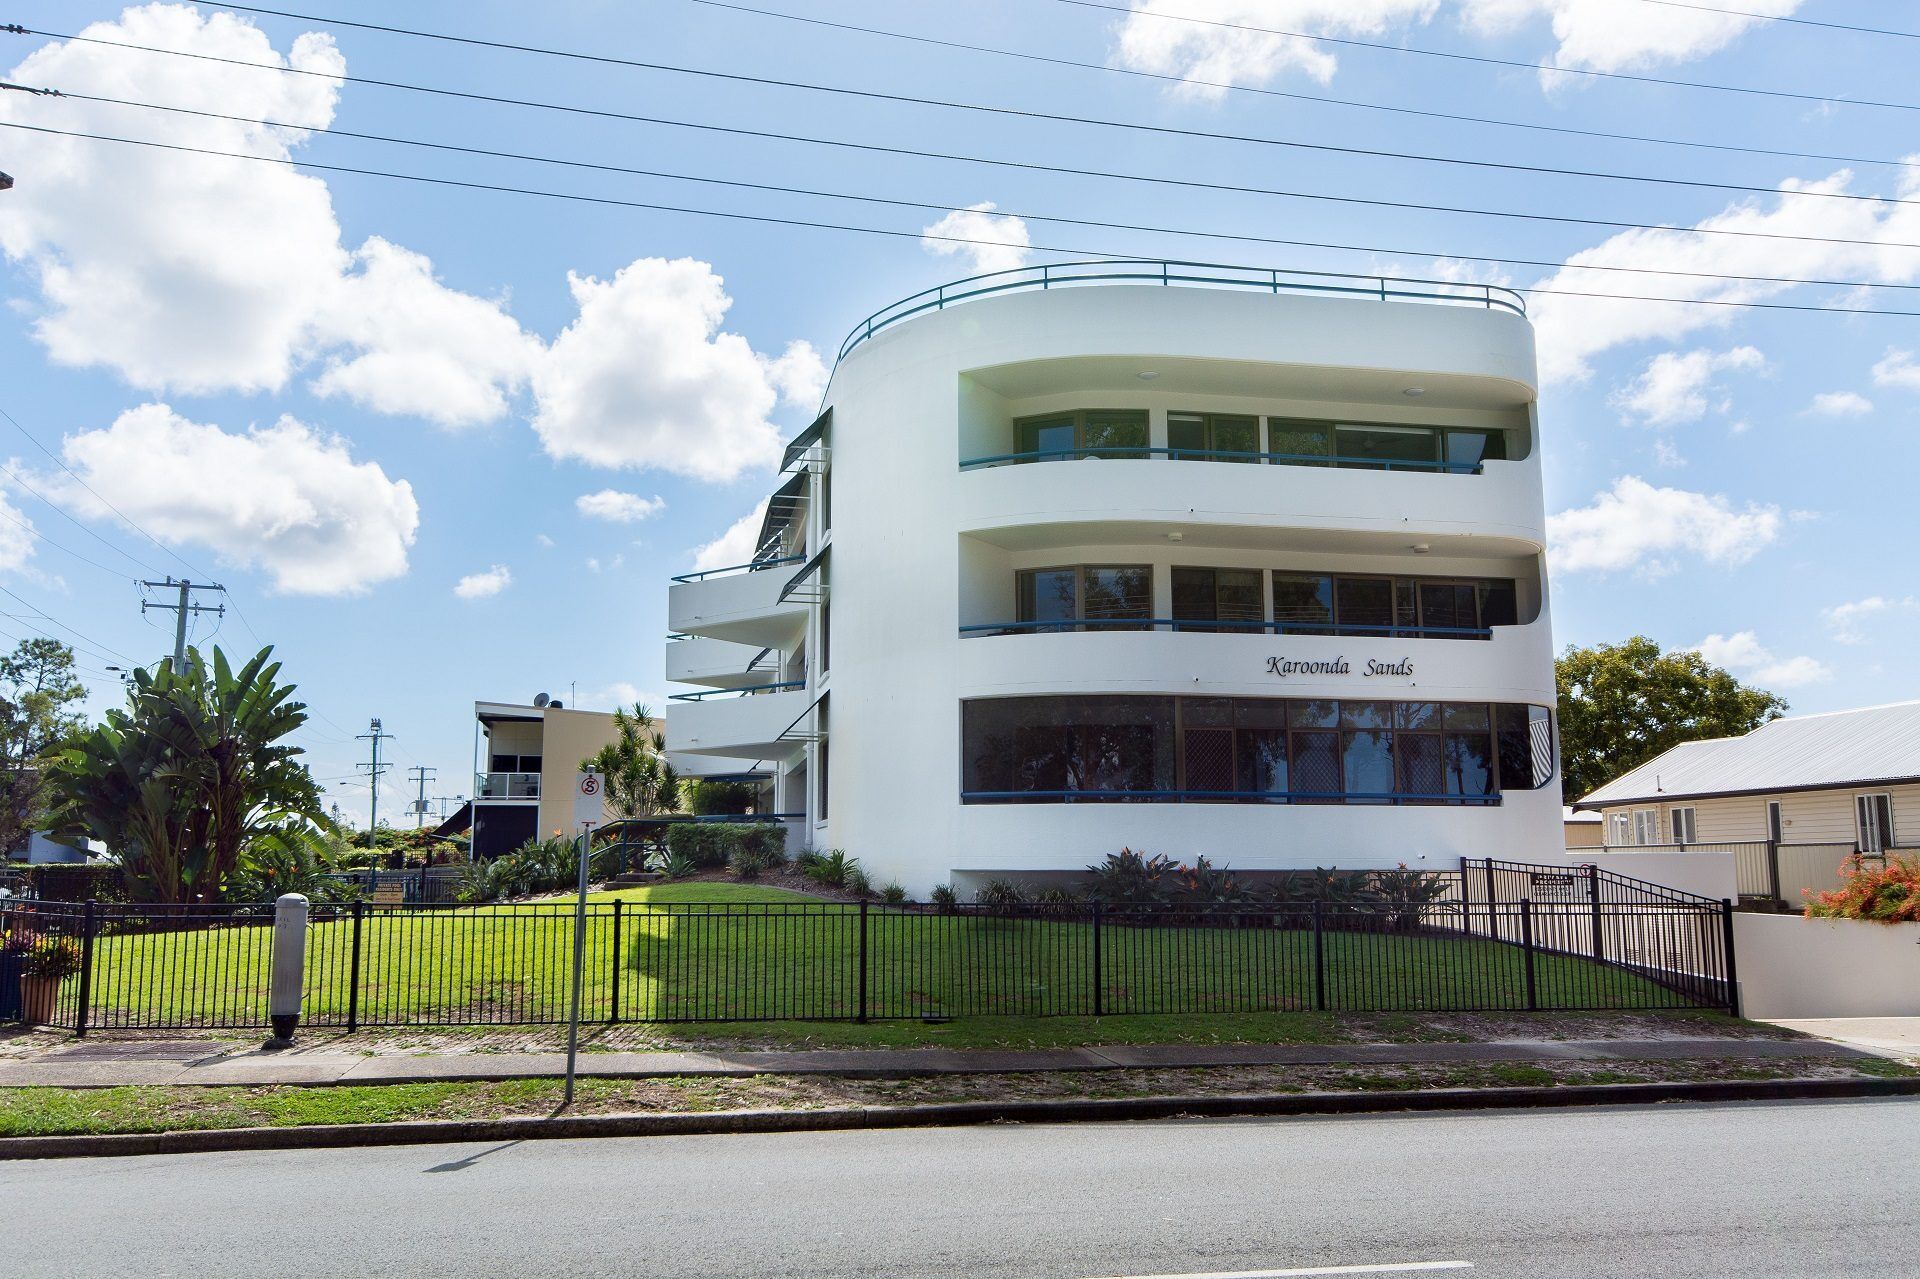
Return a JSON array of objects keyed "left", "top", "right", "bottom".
[
  {"left": 1609, "top": 813, "right": 1631, "bottom": 846},
  {"left": 1017, "top": 566, "right": 1153, "bottom": 632},
  {"left": 1168, "top": 412, "right": 1260, "bottom": 461},
  {"left": 1670, "top": 806, "right": 1698, "bottom": 844},
  {"left": 1014, "top": 410, "right": 1148, "bottom": 460},
  {"left": 1170, "top": 567, "right": 1264, "bottom": 632},
  {"left": 1857, "top": 793, "right": 1894, "bottom": 853},
  {"left": 1631, "top": 810, "right": 1659, "bottom": 846},
  {"left": 1766, "top": 800, "right": 1783, "bottom": 844}
]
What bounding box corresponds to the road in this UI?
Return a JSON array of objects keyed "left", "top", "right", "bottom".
[{"left": 1, "top": 1099, "right": 1911, "bottom": 1277}]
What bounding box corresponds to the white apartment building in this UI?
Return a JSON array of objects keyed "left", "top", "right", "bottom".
[{"left": 666, "top": 261, "right": 1564, "bottom": 895}]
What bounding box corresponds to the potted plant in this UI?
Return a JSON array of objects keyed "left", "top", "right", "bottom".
[
  {"left": 18, "top": 934, "right": 82, "bottom": 1026},
  {"left": 0, "top": 929, "right": 28, "bottom": 1022}
]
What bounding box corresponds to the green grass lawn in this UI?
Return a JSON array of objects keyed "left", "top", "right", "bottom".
[{"left": 64, "top": 882, "right": 1705, "bottom": 1032}]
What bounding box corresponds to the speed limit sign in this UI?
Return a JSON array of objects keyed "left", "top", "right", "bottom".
[{"left": 573, "top": 770, "right": 605, "bottom": 828}]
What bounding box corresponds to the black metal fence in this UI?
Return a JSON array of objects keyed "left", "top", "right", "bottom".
[{"left": 2, "top": 860, "right": 1735, "bottom": 1034}]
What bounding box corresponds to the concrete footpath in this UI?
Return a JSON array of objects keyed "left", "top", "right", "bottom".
[{"left": 0, "top": 1036, "right": 1871, "bottom": 1089}]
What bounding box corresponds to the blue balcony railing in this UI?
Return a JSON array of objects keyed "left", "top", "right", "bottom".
[
  {"left": 670, "top": 553, "right": 804, "bottom": 584},
  {"left": 668, "top": 679, "right": 806, "bottom": 702},
  {"left": 959, "top": 618, "right": 1493, "bottom": 640},
  {"left": 958, "top": 446, "right": 1484, "bottom": 474},
  {"left": 961, "top": 789, "right": 1500, "bottom": 805}
]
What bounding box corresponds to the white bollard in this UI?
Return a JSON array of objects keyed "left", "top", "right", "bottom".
[{"left": 267, "top": 893, "right": 310, "bottom": 1048}]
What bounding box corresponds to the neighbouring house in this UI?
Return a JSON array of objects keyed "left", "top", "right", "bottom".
[
  {"left": 664, "top": 261, "right": 1564, "bottom": 896},
  {"left": 1563, "top": 806, "right": 1603, "bottom": 848},
  {"left": 1573, "top": 699, "right": 1920, "bottom": 904},
  {"left": 466, "top": 699, "right": 651, "bottom": 858}
]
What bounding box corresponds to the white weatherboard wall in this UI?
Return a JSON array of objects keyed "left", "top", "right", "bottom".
[
  {"left": 810, "top": 283, "right": 1564, "bottom": 894},
  {"left": 1734, "top": 913, "right": 1920, "bottom": 1018}
]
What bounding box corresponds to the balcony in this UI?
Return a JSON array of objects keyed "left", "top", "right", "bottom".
[
  {"left": 665, "top": 681, "right": 813, "bottom": 760},
  {"left": 474, "top": 771, "right": 540, "bottom": 801},
  {"left": 667, "top": 555, "right": 810, "bottom": 648},
  {"left": 962, "top": 618, "right": 1494, "bottom": 640},
  {"left": 666, "top": 634, "right": 779, "bottom": 689}
]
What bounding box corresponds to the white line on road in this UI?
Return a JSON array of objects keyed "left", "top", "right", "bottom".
[{"left": 1082, "top": 1264, "right": 1473, "bottom": 1279}]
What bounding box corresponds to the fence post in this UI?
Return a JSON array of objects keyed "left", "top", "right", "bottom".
[
  {"left": 1312, "top": 900, "right": 1327, "bottom": 1012},
  {"left": 417, "top": 862, "right": 429, "bottom": 901},
  {"left": 73, "top": 899, "right": 97, "bottom": 1039},
  {"left": 1765, "top": 839, "right": 1783, "bottom": 909},
  {"left": 855, "top": 899, "right": 870, "bottom": 1024},
  {"left": 1091, "top": 901, "right": 1104, "bottom": 1017},
  {"left": 1720, "top": 899, "right": 1741, "bottom": 1018},
  {"left": 1520, "top": 897, "right": 1537, "bottom": 1011},
  {"left": 1483, "top": 858, "right": 1500, "bottom": 942},
  {"left": 609, "top": 899, "right": 623, "bottom": 1024},
  {"left": 1588, "top": 864, "right": 1605, "bottom": 963},
  {"left": 346, "top": 898, "right": 365, "bottom": 1034}
]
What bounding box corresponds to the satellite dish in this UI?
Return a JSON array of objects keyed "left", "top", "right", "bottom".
[{"left": 533, "top": 692, "right": 551, "bottom": 708}]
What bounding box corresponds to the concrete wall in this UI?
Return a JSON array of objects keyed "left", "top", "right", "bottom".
[
  {"left": 1734, "top": 913, "right": 1920, "bottom": 1019},
  {"left": 1581, "top": 850, "right": 1737, "bottom": 901}
]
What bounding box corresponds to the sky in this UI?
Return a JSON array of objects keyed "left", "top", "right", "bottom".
[{"left": 1, "top": 0, "right": 1917, "bottom": 826}]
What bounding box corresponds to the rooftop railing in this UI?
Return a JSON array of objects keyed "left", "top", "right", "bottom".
[
  {"left": 837, "top": 259, "right": 1527, "bottom": 363},
  {"left": 958, "top": 446, "right": 1486, "bottom": 474},
  {"left": 960, "top": 618, "right": 1493, "bottom": 639}
]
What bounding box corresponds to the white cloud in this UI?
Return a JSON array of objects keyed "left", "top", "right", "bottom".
[
  {"left": 1611, "top": 346, "right": 1764, "bottom": 425},
  {"left": 1652, "top": 438, "right": 1686, "bottom": 469},
  {"left": 1528, "top": 164, "right": 1920, "bottom": 384},
  {"left": 575, "top": 490, "right": 666, "bottom": 523},
  {"left": 1460, "top": 0, "right": 1802, "bottom": 76},
  {"left": 535, "top": 533, "right": 556, "bottom": 549},
  {"left": 0, "top": 8, "right": 533, "bottom": 422},
  {"left": 1695, "top": 630, "right": 1831, "bottom": 689},
  {"left": 1871, "top": 349, "right": 1920, "bottom": 391},
  {"left": 1823, "top": 595, "right": 1917, "bottom": 643},
  {"left": 530, "top": 258, "right": 816, "bottom": 482},
  {"left": 691, "top": 499, "right": 770, "bottom": 572},
  {"left": 584, "top": 553, "right": 624, "bottom": 574},
  {"left": 0, "top": 488, "right": 37, "bottom": 576},
  {"left": 1804, "top": 391, "right": 1874, "bottom": 416},
  {"left": 52, "top": 404, "right": 418, "bottom": 595},
  {"left": 763, "top": 341, "right": 830, "bottom": 410},
  {"left": 920, "top": 202, "right": 1033, "bottom": 275},
  {"left": 585, "top": 681, "right": 660, "bottom": 711},
  {"left": 1548, "top": 476, "right": 1781, "bottom": 576},
  {"left": 1110, "top": 1, "right": 1440, "bottom": 97},
  {"left": 454, "top": 565, "right": 512, "bottom": 600}
]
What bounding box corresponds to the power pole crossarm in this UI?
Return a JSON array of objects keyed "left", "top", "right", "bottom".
[
  {"left": 357, "top": 718, "right": 394, "bottom": 840},
  {"left": 139, "top": 577, "right": 225, "bottom": 667},
  {"left": 406, "top": 765, "right": 437, "bottom": 829}
]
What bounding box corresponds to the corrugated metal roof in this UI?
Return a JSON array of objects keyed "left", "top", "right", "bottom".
[{"left": 1576, "top": 699, "right": 1920, "bottom": 807}]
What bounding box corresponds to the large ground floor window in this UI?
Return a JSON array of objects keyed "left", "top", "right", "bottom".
[{"left": 962, "top": 695, "right": 1553, "bottom": 804}]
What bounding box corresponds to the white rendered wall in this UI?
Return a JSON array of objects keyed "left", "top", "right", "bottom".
[{"left": 813, "top": 284, "right": 1559, "bottom": 894}]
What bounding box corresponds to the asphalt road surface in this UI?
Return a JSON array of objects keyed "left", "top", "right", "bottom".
[{"left": 2, "top": 1099, "right": 1910, "bottom": 1277}]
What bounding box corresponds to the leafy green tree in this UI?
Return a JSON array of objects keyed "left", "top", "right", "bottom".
[
  {"left": 1556, "top": 636, "right": 1787, "bottom": 802},
  {"left": 46, "top": 646, "right": 322, "bottom": 901},
  {"left": 0, "top": 638, "right": 88, "bottom": 856},
  {"left": 583, "top": 703, "right": 678, "bottom": 819},
  {"left": 681, "top": 778, "right": 756, "bottom": 816}
]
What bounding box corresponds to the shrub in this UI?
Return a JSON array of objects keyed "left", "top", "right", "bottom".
[
  {"left": 22, "top": 935, "right": 83, "bottom": 981},
  {"left": 880, "top": 881, "right": 908, "bottom": 905},
  {"left": 651, "top": 849, "right": 700, "bottom": 880},
  {"left": 733, "top": 823, "right": 787, "bottom": 866},
  {"left": 974, "top": 878, "right": 1027, "bottom": 909},
  {"left": 680, "top": 778, "right": 756, "bottom": 816},
  {"left": 1033, "top": 886, "right": 1083, "bottom": 907},
  {"left": 1806, "top": 853, "right": 1920, "bottom": 923},
  {"left": 727, "top": 841, "right": 782, "bottom": 880},
  {"left": 1370, "top": 865, "right": 1452, "bottom": 931},
  {"left": 664, "top": 824, "right": 733, "bottom": 869},
  {"left": 842, "top": 866, "right": 872, "bottom": 897},
  {"left": 1176, "top": 856, "right": 1254, "bottom": 906},
  {"left": 929, "top": 883, "right": 957, "bottom": 914},
  {"left": 1085, "top": 848, "right": 1182, "bottom": 908},
  {"left": 805, "top": 848, "right": 857, "bottom": 888}
]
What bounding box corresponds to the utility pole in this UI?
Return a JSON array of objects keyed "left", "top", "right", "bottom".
[
  {"left": 139, "top": 578, "right": 225, "bottom": 667},
  {"left": 357, "top": 718, "right": 394, "bottom": 839},
  {"left": 406, "top": 765, "right": 437, "bottom": 828}
]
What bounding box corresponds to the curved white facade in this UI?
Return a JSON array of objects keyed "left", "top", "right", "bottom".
[{"left": 667, "top": 273, "right": 1563, "bottom": 895}]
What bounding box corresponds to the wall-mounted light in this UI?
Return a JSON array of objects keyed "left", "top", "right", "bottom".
[
  {"left": 1137, "top": 370, "right": 1160, "bottom": 380},
  {"left": 1410, "top": 542, "right": 1431, "bottom": 554},
  {"left": 1402, "top": 387, "right": 1427, "bottom": 397}
]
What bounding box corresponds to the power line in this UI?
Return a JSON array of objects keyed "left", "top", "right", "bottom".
[
  {"left": 1046, "top": 0, "right": 1920, "bottom": 114},
  {"left": 0, "top": 584, "right": 134, "bottom": 665},
  {"left": 0, "top": 494, "right": 139, "bottom": 578},
  {"left": 686, "top": 0, "right": 1920, "bottom": 175},
  {"left": 1633, "top": 0, "right": 1920, "bottom": 40},
  {"left": 9, "top": 118, "right": 1920, "bottom": 319},
  {"left": 30, "top": 92, "right": 1920, "bottom": 298},
  {"left": 13, "top": 21, "right": 1918, "bottom": 210}
]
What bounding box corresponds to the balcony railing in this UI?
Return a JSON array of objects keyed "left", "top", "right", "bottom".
[
  {"left": 963, "top": 789, "right": 1500, "bottom": 805},
  {"left": 669, "top": 553, "right": 804, "bottom": 584},
  {"left": 474, "top": 771, "right": 540, "bottom": 800},
  {"left": 960, "top": 618, "right": 1493, "bottom": 640},
  {"left": 959, "top": 446, "right": 1484, "bottom": 474},
  {"left": 668, "top": 679, "right": 807, "bottom": 702},
  {"left": 837, "top": 258, "right": 1526, "bottom": 363}
]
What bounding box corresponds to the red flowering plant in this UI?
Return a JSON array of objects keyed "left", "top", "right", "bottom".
[{"left": 1805, "top": 852, "right": 1920, "bottom": 924}]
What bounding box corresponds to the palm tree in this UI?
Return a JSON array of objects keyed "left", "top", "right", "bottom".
[{"left": 585, "top": 703, "right": 679, "bottom": 819}]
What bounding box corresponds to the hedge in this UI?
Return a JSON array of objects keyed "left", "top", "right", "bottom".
[{"left": 663, "top": 822, "right": 787, "bottom": 869}]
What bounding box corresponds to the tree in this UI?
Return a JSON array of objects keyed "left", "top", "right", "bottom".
[
  {"left": 583, "top": 703, "right": 678, "bottom": 819},
  {"left": 46, "top": 646, "right": 322, "bottom": 901},
  {"left": 0, "top": 638, "right": 87, "bottom": 856},
  {"left": 1556, "top": 636, "right": 1787, "bottom": 802}
]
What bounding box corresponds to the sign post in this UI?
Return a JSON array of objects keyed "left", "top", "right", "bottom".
[{"left": 563, "top": 769, "right": 605, "bottom": 1107}]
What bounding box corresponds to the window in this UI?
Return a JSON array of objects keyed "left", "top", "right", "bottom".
[
  {"left": 1016, "top": 565, "right": 1154, "bottom": 632},
  {"left": 1609, "top": 813, "right": 1631, "bottom": 845},
  {"left": 1443, "top": 429, "right": 1506, "bottom": 469},
  {"left": 1857, "top": 793, "right": 1895, "bottom": 853},
  {"left": 1168, "top": 412, "right": 1261, "bottom": 461},
  {"left": 1263, "top": 420, "right": 1505, "bottom": 473},
  {"left": 1266, "top": 419, "right": 1332, "bottom": 465},
  {"left": 1766, "top": 800, "right": 1784, "bottom": 844},
  {"left": 1277, "top": 573, "right": 1516, "bottom": 638},
  {"left": 1273, "top": 574, "right": 1335, "bottom": 633},
  {"left": 1336, "top": 424, "right": 1439, "bottom": 468},
  {"left": 1670, "top": 806, "right": 1697, "bottom": 844},
  {"left": 1171, "top": 567, "right": 1264, "bottom": 632},
  {"left": 816, "top": 698, "right": 829, "bottom": 823},
  {"left": 1631, "top": 809, "right": 1659, "bottom": 846},
  {"left": 1015, "top": 410, "right": 1148, "bottom": 460},
  {"left": 961, "top": 695, "right": 1551, "bottom": 804}
]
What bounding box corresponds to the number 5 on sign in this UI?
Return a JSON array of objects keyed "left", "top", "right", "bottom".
[{"left": 573, "top": 770, "right": 604, "bottom": 829}]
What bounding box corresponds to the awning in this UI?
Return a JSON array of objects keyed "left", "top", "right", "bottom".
[
  {"left": 778, "top": 544, "right": 829, "bottom": 604},
  {"left": 781, "top": 407, "right": 831, "bottom": 472},
  {"left": 754, "top": 469, "right": 810, "bottom": 560}
]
